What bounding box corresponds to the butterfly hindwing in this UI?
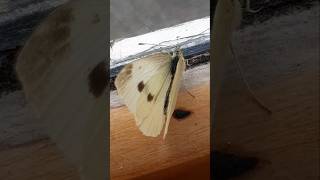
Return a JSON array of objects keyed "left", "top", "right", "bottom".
[{"left": 163, "top": 51, "right": 186, "bottom": 138}]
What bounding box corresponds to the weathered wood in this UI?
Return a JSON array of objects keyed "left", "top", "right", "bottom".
[
  {"left": 0, "top": 140, "right": 80, "bottom": 180},
  {"left": 213, "top": 3, "right": 319, "bottom": 179},
  {"left": 133, "top": 155, "right": 210, "bottom": 180},
  {"left": 110, "top": 79, "right": 210, "bottom": 179},
  {"left": 214, "top": 70, "right": 319, "bottom": 179}
]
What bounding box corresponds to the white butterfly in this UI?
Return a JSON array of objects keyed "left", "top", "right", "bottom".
[
  {"left": 15, "top": 0, "right": 107, "bottom": 179},
  {"left": 115, "top": 49, "right": 186, "bottom": 138}
]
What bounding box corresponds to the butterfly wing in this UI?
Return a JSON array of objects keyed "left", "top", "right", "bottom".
[
  {"left": 135, "top": 64, "right": 172, "bottom": 136},
  {"left": 15, "top": 0, "right": 107, "bottom": 179},
  {"left": 115, "top": 53, "right": 173, "bottom": 136},
  {"left": 115, "top": 53, "right": 171, "bottom": 113},
  {"left": 163, "top": 51, "right": 186, "bottom": 138}
]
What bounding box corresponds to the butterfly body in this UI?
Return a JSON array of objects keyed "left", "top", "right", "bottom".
[
  {"left": 164, "top": 52, "right": 180, "bottom": 114},
  {"left": 115, "top": 49, "right": 185, "bottom": 138}
]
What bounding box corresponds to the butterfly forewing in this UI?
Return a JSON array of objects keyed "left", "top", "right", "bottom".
[
  {"left": 135, "top": 65, "right": 172, "bottom": 136},
  {"left": 115, "top": 53, "right": 174, "bottom": 136},
  {"left": 115, "top": 53, "right": 171, "bottom": 113},
  {"left": 163, "top": 51, "right": 186, "bottom": 138},
  {"left": 16, "top": 0, "right": 106, "bottom": 179},
  {"left": 115, "top": 50, "right": 186, "bottom": 138}
]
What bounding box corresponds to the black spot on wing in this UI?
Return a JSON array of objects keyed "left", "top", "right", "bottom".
[
  {"left": 122, "top": 64, "right": 133, "bottom": 76},
  {"left": 138, "top": 81, "right": 144, "bottom": 92},
  {"left": 147, "top": 93, "right": 154, "bottom": 102},
  {"left": 48, "top": 6, "right": 74, "bottom": 45},
  {"left": 126, "top": 69, "right": 132, "bottom": 75},
  {"left": 126, "top": 63, "right": 133, "bottom": 70},
  {"left": 88, "top": 61, "right": 107, "bottom": 98}
]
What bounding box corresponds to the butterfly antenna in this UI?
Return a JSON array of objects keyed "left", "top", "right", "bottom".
[
  {"left": 138, "top": 25, "right": 209, "bottom": 57},
  {"left": 178, "top": 28, "right": 210, "bottom": 47},
  {"left": 142, "top": 27, "right": 210, "bottom": 50},
  {"left": 137, "top": 42, "right": 173, "bottom": 54},
  {"left": 138, "top": 42, "right": 169, "bottom": 47},
  {"left": 186, "top": 59, "right": 192, "bottom": 67},
  {"left": 230, "top": 42, "right": 272, "bottom": 114}
]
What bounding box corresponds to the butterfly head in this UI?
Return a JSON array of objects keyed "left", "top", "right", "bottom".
[{"left": 171, "top": 47, "right": 183, "bottom": 58}]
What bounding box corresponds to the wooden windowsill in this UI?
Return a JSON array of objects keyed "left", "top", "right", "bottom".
[{"left": 110, "top": 64, "right": 211, "bottom": 179}]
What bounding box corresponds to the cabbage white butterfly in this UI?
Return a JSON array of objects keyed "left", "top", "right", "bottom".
[
  {"left": 115, "top": 48, "right": 186, "bottom": 138},
  {"left": 15, "top": 0, "right": 107, "bottom": 179}
]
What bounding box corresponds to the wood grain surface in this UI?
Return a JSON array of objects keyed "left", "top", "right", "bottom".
[
  {"left": 110, "top": 79, "right": 210, "bottom": 179},
  {"left": 0, "top": 139, "right": 80, "bottom": 180},
  {"left": 212, "top": 4, "right": 319, "bottom": 179}
]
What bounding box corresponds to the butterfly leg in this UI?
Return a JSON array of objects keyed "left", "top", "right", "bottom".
[{"left": 186, "top": 58, "right": 192, "bottom": 67}]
